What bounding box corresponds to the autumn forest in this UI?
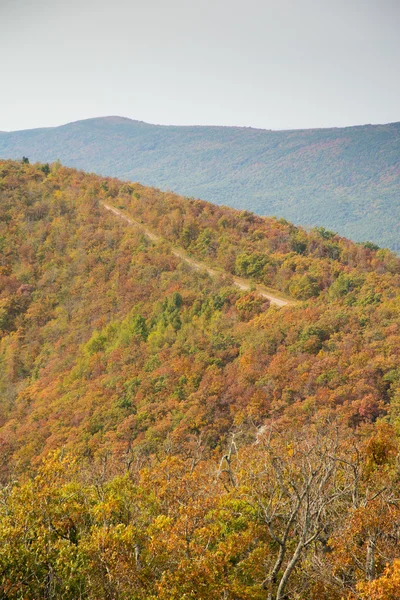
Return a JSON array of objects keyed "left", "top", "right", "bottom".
[{"left": 0, "top": 159, "right": 400, "bottom": 599}]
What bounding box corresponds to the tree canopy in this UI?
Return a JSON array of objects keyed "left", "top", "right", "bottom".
[{"left": 0, "top": 159, "right": 399, "bottom": 598}]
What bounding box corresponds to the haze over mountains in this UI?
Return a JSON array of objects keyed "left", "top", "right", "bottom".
[{"left": 1, "top": 117, "right": 399, "bottom": 252}]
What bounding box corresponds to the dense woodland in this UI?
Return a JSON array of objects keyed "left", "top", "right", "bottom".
[
  {"left": 1, "top": 117, "right": 399, "bottom": 251},
  {"left": 0, "top": 159, "right": 399, "bottom": 599}
]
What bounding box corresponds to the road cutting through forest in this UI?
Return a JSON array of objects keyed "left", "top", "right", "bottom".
[{"left": 102, "top": 202, "right": 294, "bottom": 307}]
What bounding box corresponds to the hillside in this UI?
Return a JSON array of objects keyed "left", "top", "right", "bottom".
[
  {"left": 0, "top": 160, "right": 400, "bottom": 599},
  {"left": 0, "top": 117, "right": 399, "bottom": 251}
]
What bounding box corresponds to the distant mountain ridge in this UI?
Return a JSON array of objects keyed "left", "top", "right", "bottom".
[{"left": 0, "top": 117, "right": 399, "bottom": 251}]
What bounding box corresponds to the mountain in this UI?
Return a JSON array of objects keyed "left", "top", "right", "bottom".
[
  {"left": 0, "top": 117, "right": 399, "bottom": 252},
  {"left": 1, "top": 159, "right": 400, "bottom": 598}
]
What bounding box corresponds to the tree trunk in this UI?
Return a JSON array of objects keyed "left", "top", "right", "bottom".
[
  {"left": 276, "top": 540, "right": 303, "bottom": 600},
  {"left": 366, "top": 533, "right": 377, "bottom": 581}
]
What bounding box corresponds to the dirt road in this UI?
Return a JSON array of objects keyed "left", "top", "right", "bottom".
[{"left": 102, "top": 203, "right": 293, "bottom": 307}]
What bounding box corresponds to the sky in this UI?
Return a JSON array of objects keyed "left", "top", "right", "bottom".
[{"left": 0, "top": 0, "right": 399, "bottom": 132}]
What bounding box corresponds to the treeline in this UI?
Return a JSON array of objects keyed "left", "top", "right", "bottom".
[{"left": 0, "top": 160, "right": 399, "bottom": 598}]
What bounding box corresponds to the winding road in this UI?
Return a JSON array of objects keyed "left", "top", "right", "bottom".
[{"left": 102, "top": 202, "right": 294, "bottom": 307}]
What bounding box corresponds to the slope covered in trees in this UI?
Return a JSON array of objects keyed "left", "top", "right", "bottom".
[
  {"left": 0, "top": 117, "right": 399, "bottom": 251},
  {"left": 0, "top": 160, "right": 400, "bottom": 599}
]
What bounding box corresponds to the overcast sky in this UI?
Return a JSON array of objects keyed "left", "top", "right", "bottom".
[{"left": 1, "top": 0, "right": 399, "bottom": 131}]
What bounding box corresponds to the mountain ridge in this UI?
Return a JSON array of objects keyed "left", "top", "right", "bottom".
[
  {"left": 0, "top": 117, "right": 399, "bottom": 251},
  {"left": 5, "top": 115, "right": 399, "bottom": 133}
]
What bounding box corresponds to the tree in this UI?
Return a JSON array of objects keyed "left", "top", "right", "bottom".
[{"left": 225, "top": 422, "right": 349, "bottom": 600}]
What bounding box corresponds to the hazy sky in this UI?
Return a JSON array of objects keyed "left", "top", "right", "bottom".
[{"left": 1, "top": 0, "right": 399, "bottom": 131}]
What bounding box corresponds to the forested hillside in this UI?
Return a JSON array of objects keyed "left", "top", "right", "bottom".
[
  {"left": 0, "top": 117, "right": 399, "bottom": 251},
  {"left": 0, "top": 160, "right": 400, "bottom": 599}
]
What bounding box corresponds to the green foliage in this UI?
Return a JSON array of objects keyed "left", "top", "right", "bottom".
[
  {"left": 180, "top": 222, "right": 199, "bottom": 248},
  {"left": 85, "top": 330, "right": 109, "bottom": 355},
  {"left": 160, "top": 292, "right": 183, "bottom": 331},
  {"left": 359, "top": 240, "right": 380, "bottom": 251},
  {"left": 41, "top": 162, "right": 50, "bottom": 175},
  {"left": 290, "top": 232, "right": 308, "bottom": 255},
  {"left": 313, "top": 226, "right": 337, "bottom": 240},
  {"left": 329, "top": 272, "right": 362, "bottom": 299},
  {"left": 289, "top": 274, "right": 320, "bottom": 299},
  {"left": 235, "top": 253, "right": 268, "bottom": 278}
]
